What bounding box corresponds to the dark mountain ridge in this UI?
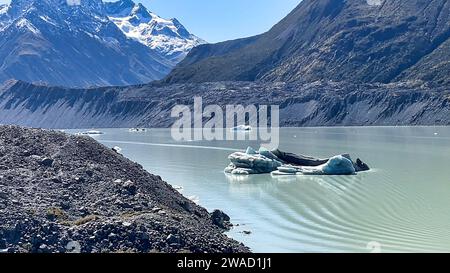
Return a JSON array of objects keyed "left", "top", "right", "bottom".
[
  {"left": 0, "top": 79, "right": 448, "bottom": 129},
  {"left": 165, "top": 0, "right": 450, "bottom": 85}
]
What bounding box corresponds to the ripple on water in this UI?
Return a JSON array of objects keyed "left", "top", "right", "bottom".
[{"left": 84, "top": 127, "right": 450, "bottom": 253}]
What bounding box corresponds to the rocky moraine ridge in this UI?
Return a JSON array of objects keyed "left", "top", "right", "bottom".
[
  {"left": 0, "top": 126, "right": 249, "bottom": 253},
  {"left": 0, "top": 80, "right": 448, "bottom": 129}
]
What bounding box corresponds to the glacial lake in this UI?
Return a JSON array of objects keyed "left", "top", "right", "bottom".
[{"left": 67, "top": 127, "right": 450, "bottom": 253}]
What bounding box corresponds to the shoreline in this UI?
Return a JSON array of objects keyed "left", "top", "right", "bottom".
[{"left": 52, "top": 125, "right": 450, "bottom": 131}]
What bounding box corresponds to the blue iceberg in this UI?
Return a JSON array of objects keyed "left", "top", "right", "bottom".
[{"left": 225, "top": 147, "right": 369, "bottom": 176}]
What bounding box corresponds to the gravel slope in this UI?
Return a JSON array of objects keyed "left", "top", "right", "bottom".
[{"left": 0, "top": 126, "right": 249, "bottom": 253}]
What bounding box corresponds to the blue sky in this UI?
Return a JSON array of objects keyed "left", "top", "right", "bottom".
[{"left": 0, "top": 0, "right": 301, "bottom": 43}]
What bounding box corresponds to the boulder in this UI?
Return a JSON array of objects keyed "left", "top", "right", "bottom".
[
  {"left": 211, "top": 210, "right": 232, "bottom": 230},
  {"left": 40, "top": 158, "right": 54, "bottom": 167}
]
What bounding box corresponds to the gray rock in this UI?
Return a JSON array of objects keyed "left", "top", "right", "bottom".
[
  {"left": 166, "top": 234, "right": 181, "bottom": 245},
  {"left": 40, "top": 158, "right": 54, "bottom": 167},
  {"left": 211, "top": 210, "right": 232, "bottom": 230},
  {"left": 123, "top": 180, "right": 137, "bottom": 195}
]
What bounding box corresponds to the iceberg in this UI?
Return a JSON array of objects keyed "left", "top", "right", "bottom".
[
  {"left": 225, "top": 147, "right": 370, "bottom": 176},
  {"left": 273, "top": 155, "right": 356, "bottom": 176}
]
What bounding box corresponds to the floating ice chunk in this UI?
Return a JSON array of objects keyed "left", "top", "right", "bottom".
[
  {"left": 112, "top": 146, "right": 122, "bottom": 153},
  {"left": 271, "top": 170, "right": 298, "bottom": 176},
  {"left": 299, "top": 155, "right": 356, "bottom": 175},
  {"left": 76, "top": 130, "right": 104, "bottom": 136},
  {"left": 246, "top": 146, "right": 258, "bottom": 155},
  {"left": 277, "top": 166, "right": 300, "bottom": 174},
  {"left": 230, "top": 125, "right": 252, "bottom": 132},
  {"left": 272, "top": 165, "right": 302, "bottom": 176},
  {"left": 129, "top": 128, "right": 147, "bottom": 133},
  {"left": 226, "top": 147, "right": 367, "bottom": 177},
  {"left": 231, "top": 168, "right": 258, "bottom": 175},
  {"left": 173, "top": 185, "right": 184, "bottom": 193},
  {"left": 225, "top": 151, "right": 282, "bottom": 175},
  {"left": 224, "top": 164, "right": 236, "bottom": 174},
  {"left": 188, "top": 195, "right": 200, "bottom": 204},
  {"left": 273, "top": 156, "right": 356, "bottom": 176}
]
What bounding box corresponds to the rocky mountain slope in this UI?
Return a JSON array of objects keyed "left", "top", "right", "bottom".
[
  {"left": 0, "top": 125, "right": 248, "bottom": 253},
  {"left": 165, "top": 0, "right": 450, "bottom": 85},
  {"left": 0, "top": 0, "right": 202, "bottom": 87},
  {"left": 0, "top": 80, "right": 448, "bottom": 129},
  {"left": 105, "top": 0, "right": 205, "bottom": 64}
]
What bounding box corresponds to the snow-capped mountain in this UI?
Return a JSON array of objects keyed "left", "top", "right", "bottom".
[
  {"left": 0, "top": 0, "right": 203, "bottom": 87},
  {"left": 105, "top": 0, "right": 205, "bottom": 64}
]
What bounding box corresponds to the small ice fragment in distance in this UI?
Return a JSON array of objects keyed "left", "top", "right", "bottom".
[
  {"left": 75, "top": 130, "right": 103, "bottom": 136},
  {"left": 129, "top": 128, "right": 147, "bottom": 133},
  {"left": 188, "top": 195, "right": 200, "bottom": 204},
  {"left": 173, "top": 185, "right": 184, "bottom": 193},
  {"left": 230, "top": 125, "right": 252, "bottom": 132},
  {"left": 434, "top": 132, "right": 439, "bottom": 136},
  {"left": 112, "top": 146, "right": 122, "bottom": 153}
]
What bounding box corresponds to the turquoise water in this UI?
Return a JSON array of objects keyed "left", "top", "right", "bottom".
[{"left": 68, "top": 127, "right": 450, "bottom": 253}]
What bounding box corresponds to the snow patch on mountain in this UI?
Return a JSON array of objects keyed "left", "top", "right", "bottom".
[
  {"left": 0, "top": 5, "right": 8, "bottom": 30},
  {"left": 105, "top": 0, "right": 206, "bottom": 63},
  {"left": 15, "top": 18, "right": 41, "bottom": 34},
  {"left": 0, "top": 4, "right": 7, "bottom": 15}
]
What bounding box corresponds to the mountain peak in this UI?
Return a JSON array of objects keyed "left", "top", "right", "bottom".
[
  {"left": 0, "top": 0, "right": 173, "bottom": 87},
  {"left": 165, "top": 0, "right": 450, "bottom": 85},
  {"left": 104, "top": 0, "right": 136, "bottom": 16},
  {"left": 105, "top": 0, "right": 205, "bottom": 64},
  {"left": 0, "top": 0, "right": 203, "bottom": 87}
]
